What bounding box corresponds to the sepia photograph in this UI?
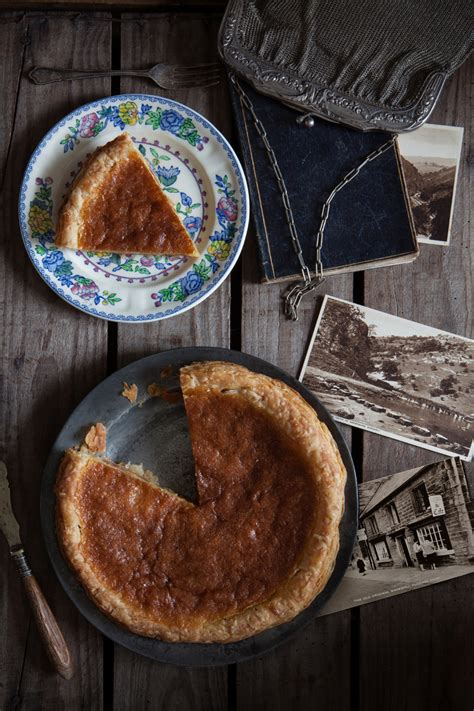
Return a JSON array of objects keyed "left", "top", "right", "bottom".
[
  {"left": 317, "top": 458, "right": 474, "bottom": 617},
  {"left": 300, "top": 296, "right": 474, "bottom": 461},
  {"left": 397, "top": 123, "right": 463, "bottom": 245}
]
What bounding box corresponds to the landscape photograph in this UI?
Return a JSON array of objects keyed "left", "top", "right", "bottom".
[
  {"left": 300, "top": 296, "right": 474, "bottom": 460},
  {"left": 398, "top": 124, "right": 463, "bottom": 245}
]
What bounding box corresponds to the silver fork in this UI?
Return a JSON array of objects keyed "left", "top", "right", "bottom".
[{"left": 29, "top": 62, "right": 223, "bottom": 90}]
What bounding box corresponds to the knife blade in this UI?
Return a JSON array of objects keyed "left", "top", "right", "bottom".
[
  {"left": 0, "top": 461, "right": 21, "bottom": 550},
  {"left": 0, "top": 461, "right": 73, "bottom": 679}
]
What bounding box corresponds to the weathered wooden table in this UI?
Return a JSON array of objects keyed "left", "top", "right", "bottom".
[{"left": 1, "top": 6, "right": 472, "bottom": 710}]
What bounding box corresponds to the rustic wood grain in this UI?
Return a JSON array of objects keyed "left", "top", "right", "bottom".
[
  {"left": 0, "top": 7, "right": 471, "bottom": 710},
  {"left": 0, "top": 12, "right": 111, "bottom": 710},
  {"left": 359, "top": 59, "right": 473, "bottom": 711},
  {"left": 361, "top": 60, "right": 472, "bottom": 479},
  {"left": 0, "top": 14, "right": 26, "bottom": 186},
  {"left": 235, "top": 601, "right": 352, "bottom": 711},
  {"left": 113, "top": 657, "right": 228, "bottom": 711},
  {"left": 116, "top": 12, "right": 230, "bottom": 365},
  {"left": 0, "top": 14, "right": 32, "bottom": 708},
  {"left": 112, "top": 13, "right": 230, "bottom": 710},
  {"left": 0, "top": 0, "right": 227, "bottom": 8},
  {"left": 237, "top": 215, "right": 355, "bottom": 707}
]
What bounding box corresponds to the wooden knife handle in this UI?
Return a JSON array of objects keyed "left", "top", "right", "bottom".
[{"left": 12, "top": 550, "right": 74, "bottom": 680}]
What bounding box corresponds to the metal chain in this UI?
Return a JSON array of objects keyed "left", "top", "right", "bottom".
[
  {"left": 230, "top": 74, "right": 312, "bottom": 286},
  {"left": 230, "top": 74, "right": 396, "bottom": 320}
]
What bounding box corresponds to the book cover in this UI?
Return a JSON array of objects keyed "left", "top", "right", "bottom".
[{"left": 229, "top": 79, "right": 419, "bottom": 282}]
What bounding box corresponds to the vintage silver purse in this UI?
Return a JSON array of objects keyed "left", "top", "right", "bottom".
[{"left": 219, "top": 0, "right": 473, "bottom": 133}]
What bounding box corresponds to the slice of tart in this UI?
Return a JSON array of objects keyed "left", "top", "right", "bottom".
[
  {"left": 55, "top": 133, "right": 199, "bottom": 257},
  {"left": 55, "top": 362, "right": 346, "bottom": 643}
]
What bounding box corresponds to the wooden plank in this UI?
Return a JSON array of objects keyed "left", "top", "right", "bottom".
[
  {"left": 112, "top": 659, "right": 228, "bottom": 711},
  {"left": 0, "top": 14, "right": 26, "bottom": 185},
  {"left": 0, "top": 15, "right": 33, "bottom": 707},
  {"left": 116, "top": 11, "right": 230, "bottom": 365},
  {"left": 235, "top": 602, "right": 352, "bottom": 711},
  {"left": 113, "top": 13, "right": 230, "bottom": 710},
  {"left": 237, "top": 219, "right": 354, "bottom": 705},
  {"left": 359, "top": 58, "right": 473, "bottom": 711},
  {"left": 361, "top": 58, "right": 472, "bottom": 479},
  {"left": 241, "top": 227, "right": 355, "bottom": 377},
  {"left": 0, "top": 12, "right": 111, "bottom": 709},
  {"left": 0, "top": 1, "right": 227, "bottom": 8}
]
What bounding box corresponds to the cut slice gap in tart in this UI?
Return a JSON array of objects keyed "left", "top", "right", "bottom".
[{"left": 55, "top": 361, "right": 346, "bottom": 643}]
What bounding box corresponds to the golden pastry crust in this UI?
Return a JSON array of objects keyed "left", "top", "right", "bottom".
[
  {"left": 55, "top": 133, "right": 199, "bottom": 257},
  {"left": 83, "top": 422, "right": 107, "bottom": 453},
  {"left": 121, "top": 382, "right": 138, "bottom": 404},
  {"left": 55, "top": 362, "right": 346, "bottom": 643},
  {"left": 147, "top": 382, "right": 163, "bottom": 397}
]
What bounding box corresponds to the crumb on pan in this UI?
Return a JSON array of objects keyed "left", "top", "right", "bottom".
[
  {"left": 160, "top": 365, "right": 173, "bottom": 379},
  {"left": 147, "top": 383, "right": 182, "bottom": 403},
  {"left": 84, "top": 422, "right": 107, "bottom": 453},
  {"left": 122, "top": 382, "right": 138, "bottom": 403},
  {"left": 147, "top": 383, "right": 163, "bottom": 397}
]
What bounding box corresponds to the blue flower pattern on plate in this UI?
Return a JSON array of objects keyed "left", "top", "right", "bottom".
[
  {"left": 181, "top": 271, "right": 204, "bottom": 295},
  {"left": 151, "top": 174, "right": 238, "bottom": 306},
  {"left": 29, "top": 179, "right": 122, "bottom": 307},
  {"left": 159, "top": 110, "right": 184, "bottom": 134},
  {"left": 43, "top": 249, "right": 64, "bottom": 272},
  {"left": 20, "top": 94, "right": 248, "bottom": 321},
  {"left": 60, "top": 101, "right": 209, "bottom": 153},
  {"left": 183, "top": 215, "right": 202, "bottom": 236}
]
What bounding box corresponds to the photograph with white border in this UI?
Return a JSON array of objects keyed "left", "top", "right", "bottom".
[
  {"left": 300, "top": 296, "right": 473, "bottom": 461},
  {"left": 316, "top": 458, "right": 473, "bottom": 617},
  {"left": 397, "top": 123, "right": 463, "bottom": 245}
]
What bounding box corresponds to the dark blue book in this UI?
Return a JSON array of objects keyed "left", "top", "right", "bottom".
[{"left": 229, "top": 80, "right": 418, "bottom": 282}]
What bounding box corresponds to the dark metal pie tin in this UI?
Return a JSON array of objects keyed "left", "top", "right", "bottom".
[{"left": 41, "top": 347, "right": 357, "bottom": 666}]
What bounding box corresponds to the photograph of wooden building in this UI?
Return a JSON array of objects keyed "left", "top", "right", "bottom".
[
  {"left": 358, "top": 458, "right": 474, "bottom": 570},
  {"left": 318, "top": 458, "right": 474, "bottom": 617}
]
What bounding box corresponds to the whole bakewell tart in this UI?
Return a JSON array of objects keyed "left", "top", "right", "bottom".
[
  {"left": 55, "top": 362, "right": 346, "bottom": 643},
  {"left": 55, "top": 133, "right": 199, "bottom": 257}
]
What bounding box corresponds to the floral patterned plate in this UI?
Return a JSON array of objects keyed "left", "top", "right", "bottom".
[{"left": 19, "top": 94, "right": 249, "bottom": 322}]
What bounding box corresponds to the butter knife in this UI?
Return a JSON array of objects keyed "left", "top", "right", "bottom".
[{"left": 0, "top": 461, "right": 73, "bottom": 679}]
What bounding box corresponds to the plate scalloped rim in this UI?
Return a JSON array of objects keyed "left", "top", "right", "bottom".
[{"left": 18, "top": 93, "right": 249, "bottom": 322}]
